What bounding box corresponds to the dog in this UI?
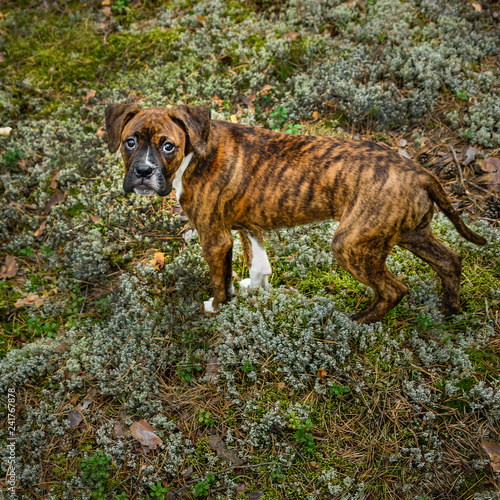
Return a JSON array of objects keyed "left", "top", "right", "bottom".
[{"left": 105, "top": 103, "right": 486, "bottom": 324}]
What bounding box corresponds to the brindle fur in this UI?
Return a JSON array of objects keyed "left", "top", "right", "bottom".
[{"left": 106, "top": 104, "right": 487, "bottom": 324}]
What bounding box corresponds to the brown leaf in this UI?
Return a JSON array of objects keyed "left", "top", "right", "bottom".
[
  {"left": 0, "top": 255, "right": 19, "bottom": 279},
  {"left": 275, "top": 382, "right": 285, "bottom": 390},
  {"left": 149, "top": 252, "right": 165, "bottom": 270},
  {"left": 481, "top": 441, "right": 500, "bottom": 472},
  {"left": 196, "top": 15, "right": 206, "bottom": 24},
  {"left": 50, "top": 172, "right": 60, "bottom": 190},
  {"left": 80, "top": 388, "right": 96, "bottom": 410},
  {"left": 282, "top": 32, "right": 300, "bottom": 40},
  {"left": 479, "top": 157, "right": 500, "bottom": 192},
  {"left": 101, "top": 6, "right": 111, "bottom": 16},
  {"left": 472, "top": 2, "right": 482, "bottom": 11},
  {"left": 463, "top": 146, "right": 478, "bottom": 166},
  {"left": 208, "top": 435, "right": 244, "bottom": 465},
  {"left": 312, "top": 111, "right": 319, "bottom": 120},
  {"left": 14, "top": 293, "right": 45, "bottom": 308},
  {"left": 34, "top": 220, "right": 47, "bottom": 237},
  {"left": 182, "top": 465, "right": 194, "bottom": 478},
  {"left": 317, "top": 368, "right": 327, "bottom": 382},
  {"left": 56, "top": 342, "right": 67, "bottom": 354},
  {"left": 45, "top": 192, "right": 66, "bottom": 212},
  {"left": 68, "top": 411, "right": 83, "bottom": 429},
  {"left": 101, "top": 0, "right": 111, "bottom": 4},
  {"left": 83, "top": 89, "right": 96, "bottom": 104},
  {"left": 90, "top": 214, "right": 101, "bottom": 224},
  {"left": 96, "top": 126, "right": 105, "bottom": 139},
  {"left": 113, "top": 420, "right": 125, "bottom": 438},
  {"left": 130, "top": 420, "right": 163, "bottom": 453},
  {"left": 206, "top": 356, "right": 220, "bottom": 384},
  {"left": 260, "top": 85, "right": 273, "bottom": 95}
]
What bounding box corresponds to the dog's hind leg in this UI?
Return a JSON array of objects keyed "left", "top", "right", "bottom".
[
  {"left": 238, "top": 230, "right": 272, "bottom": 289},
  {"left": 398, "top": 228, "right": 462, "bottom": 317},
  {"left": 200, "top": 230, "right": 234, "bottom": 312},
  {"left": 331, "top": 228, "right": 408, "bottom": 324}
]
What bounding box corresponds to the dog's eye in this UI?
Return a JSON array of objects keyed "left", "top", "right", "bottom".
[
  {"left": 124, "top": 138, "right": 136, "bottom": 150},
  {"left": 163, "top": 142, "right": 174, "bottom": 153}
]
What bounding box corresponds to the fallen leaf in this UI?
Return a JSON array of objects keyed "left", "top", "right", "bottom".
[
  {"left": 83, "top": 89, "right": 96, "bottom": 104},
  {"left": 282, "top": 32, "right": 300, "bottom": 40},
  {"left": 101, "top": 0, "right": 110, "bottom": 4},
  {"left": 55, "top": 342, "right": 67, "bottom": 354},
  {"left": 0, "top": 255, "right": 18, "bottom": 279},
  {"left": 149, "top": 252, "right": 165, "bottom": 270},
  {"left": 275, "top": 382, "right": 286, "bottom": 390},
  {"left": 206, "top": 356, "right": 220, "bottom": 384},
  {"left": 45, "top": 192, "right": 65, "bottom": 212},
  {"left": 68, "top": 411, "right": 83, "bottom": 429},
  {"left": 34, "top": 220, "right": 47, "bottom": 237},
  {"left": 14, "top": 293, "right": 45, "bottom": 308},
  {"left": 472, "top": 2, "right": 482, "bottom": 11},
  {"left": 96, "top": 126, "right": 105, "bottom": 139},
  {"left": 230, "top": 114, "right": 238, "bottom": 123},
  {"left": 80, "top": 388, "right": 96, "bottom": 410},
  {"left": 90, "top": 214, "right": 101, "bottom": 224},
  {"left": 0, "top": 127, "right": 12, "bottom": 136},
  {"left": 101, "top": 6, "right": 111, "bottom": 16},
  {"left": 196, "top": 15, "right": 206, "bottom": 24},
  {"left": 463, "top": 146, "right": 478, "bottom": 166},
  {"left": 182, "top": 465, "right": 194, "bottom": 478},
  {"left": 312, "top": 111, "right": 319, "bottom": 120},
  {"left": 317, "top": 368, "right": 327, "bottom": 382},
  {"left": 481, "top": 441, "right": 500, "bottom": 472},
  {"left": 260, "top": 84, "right": 272, "bottom": 95},
  {"left": 479, "top": 157, "right": 500, "bottom": 192},
  {"left": 248, "top": 493, "right": 264, "bottom": 500},
  {"left": 209, "top": 435, "right": 244, "bottom": 465},
  {"left": 113, "top": 420, "right": 125, "bottom": 438},
  {"left": 50, "top": 172, "right": 60, "bottom": 190},
  {"left": 130, "top": 420, "right": 163, "bottom": 453}
]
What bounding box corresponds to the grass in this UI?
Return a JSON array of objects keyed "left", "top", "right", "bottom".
[{"left": 0, "top": 1, "right": 499, "bottom": 499}]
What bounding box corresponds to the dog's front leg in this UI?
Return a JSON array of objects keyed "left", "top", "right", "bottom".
[
  {"left": 238, "top": 230, "right": 272, "bottom": 289},
  {"left": 200, "top": 231, "right": 234, "bottom": 313}
]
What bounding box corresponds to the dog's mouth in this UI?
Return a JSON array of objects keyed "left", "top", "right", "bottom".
[{"left": 123, "top": 176, "right": 172, "bottom": 197}]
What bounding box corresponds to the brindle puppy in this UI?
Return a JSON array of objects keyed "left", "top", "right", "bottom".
[{"left": 105, "top": 104, "right": 486, "bottom": 323}]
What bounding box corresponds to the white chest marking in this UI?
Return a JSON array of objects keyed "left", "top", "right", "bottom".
[
  {"left": 172, "top": 153, "right": 194, "bottom": 203},
  {"left": 240, "top": 233, "right": 272, "bottom": 289}
]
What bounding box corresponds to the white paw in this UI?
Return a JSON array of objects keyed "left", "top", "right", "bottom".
[
  {"left": 239, "top": 278, "right": 252, "bottom": 289},
  {"left": 203, "top": 298, "right": 216, "bottom": 313}
]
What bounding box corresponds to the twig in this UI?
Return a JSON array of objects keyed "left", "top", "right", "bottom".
[{"left": 449, "top": 146, "right": 464, "bottom": 184}]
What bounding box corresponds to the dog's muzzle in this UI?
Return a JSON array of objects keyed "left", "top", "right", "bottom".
[{"left": 123, "top": 163, "right": 172, "bottom": 197}]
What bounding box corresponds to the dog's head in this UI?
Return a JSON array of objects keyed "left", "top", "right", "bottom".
[{"left": 105, "top": 104, "right": 211, "bottom": 196}]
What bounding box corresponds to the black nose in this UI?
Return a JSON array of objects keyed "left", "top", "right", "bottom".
[{"left": 134, "top": 164, "right": 154, "bottom": 178}]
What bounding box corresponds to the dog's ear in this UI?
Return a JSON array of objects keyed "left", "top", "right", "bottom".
[
  {"left": 105, "top": 103, "right": 143, "bottom": 153},
  {"left": 169, "top": 105, "right": 211, "bottom": 157}
]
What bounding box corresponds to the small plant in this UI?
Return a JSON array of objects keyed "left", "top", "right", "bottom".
[
  {"left": 269, "top": 466, "right": 285, "bottom": 483},
  {"left": 111, "top": 0, "right": 129, "bottom": 15},
  {"left": 294, "top": 418, "right": 315, "bottom": 453},
  {"left": 176, "top": 359, "right": 202, "bottom": 382},
  {"left": 27, "top": 317, "right": 59, "bottom": 339},
  {"left": 193, "top": 472, "right": 215, "bottom": 498},
  {"left": 149, "top": 481, "right": 169, "bottom": 499},
  {"left": 270, "top": 105, "right": 288, "bottom": 130},
  {"left": 241, "top": 360, "right": 255, "bottom": 373},
  {"left": 198, "top": 408, "right": 215, "bottom": 427},
  {"left": 456, "top": 90, "right": 468, "bottom": 101},
  {"left": 329, "top": 382, "right": 350, "bottom": 397},
  {"left": 1, "top": 147, "right": 22, "bottom": 168},
  {"left": 81, "top": 452, "right": 112, "bottom": 499},
  {"left": 286, "top": 123, "right": 303, "bottom": 134}
]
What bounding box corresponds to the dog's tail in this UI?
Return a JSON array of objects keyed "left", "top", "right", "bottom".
[{"left": 426, "top": 174, "right": 486, "bottom": 246}]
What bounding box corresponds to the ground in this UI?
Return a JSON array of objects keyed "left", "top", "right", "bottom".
[{"left": 0, "top": 1, "right": 500, "bottom": 499}]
